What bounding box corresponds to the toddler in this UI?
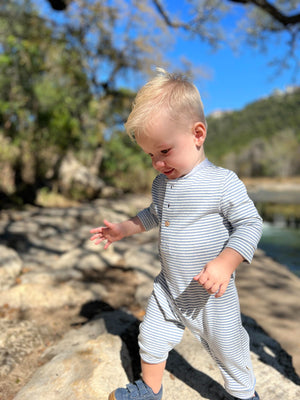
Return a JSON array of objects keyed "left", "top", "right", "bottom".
[{"left": 90, "top": 69, "right": 263, "bottom": 400}]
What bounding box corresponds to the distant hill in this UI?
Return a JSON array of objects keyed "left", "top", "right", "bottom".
[{"left": 205, "top": 87, "right": 300, "bottom": 177}]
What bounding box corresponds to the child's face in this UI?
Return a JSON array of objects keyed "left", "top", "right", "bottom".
[{"left": 136, "top": 114, "right": 206, "bottom": 180}]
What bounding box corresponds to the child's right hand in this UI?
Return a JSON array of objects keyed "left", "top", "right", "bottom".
[{"left": 90, "top": 219, "right": 125, "bottom": 249}]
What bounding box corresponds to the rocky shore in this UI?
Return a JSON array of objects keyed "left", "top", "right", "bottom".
[
  {"left": 0, "top": 195, "right": 300, "bottom": 400},
  {"left": 244, "top": 176, "right": 300, "bottom": 204}
]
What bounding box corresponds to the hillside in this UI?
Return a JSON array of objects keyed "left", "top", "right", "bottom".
[{"left": 205, "top": 87, "right": 300, "bottom": 177}]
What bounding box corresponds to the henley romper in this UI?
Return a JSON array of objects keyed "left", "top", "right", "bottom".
[{"left": 137, "top": 159, "right": 263, "bottom": 399}]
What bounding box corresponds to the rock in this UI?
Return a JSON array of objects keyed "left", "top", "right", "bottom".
[
  {"left": 246, "top": 179, "right": 300, "bottom": 204},
  {"left": 58, "top": 153, "right": 104, "bottom": 200},
  {"left": 18, "top": 269, "right": 84, "bottom": 285},
  {"left": 122, "top": 240, "right": 160, "bottom": 308},
  {"left": 0, "top": 245, "right": 22, "bottom": 291},
  {"left": 237, "top": 249, "right": 300, "bottom": 375},
  {"left": 13, "top": 332, "right": 131, "bottom": 400},
  {"left": 101, "top": 185, "right": 123, "bottom": 198},
  {"left": 11, "top": 311, "right": 300, "bottom": 400},
  {"left": 54, "top": 247, "right": 108, "bottom": 273},
  {"left": 0, "top": 320, "right": 44, "bottom": 377},
  {"left": 12, "top": 312, "right": 137, "bottom": 400},
  {"left": 0, "top": 282, "right": 100, "bottom": 310},
  {"left": 163, "top": 327, "right": 300, "bottom": 399},
  {"left": 0, "top": 196, "right": 299, "bottom": 400}
]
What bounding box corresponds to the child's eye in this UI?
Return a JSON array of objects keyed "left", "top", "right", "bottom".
[{"left": 161, "top": 148, "right": 170, "bottom": 154}]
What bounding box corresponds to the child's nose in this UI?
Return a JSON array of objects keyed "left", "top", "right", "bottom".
[{"left": 153, "top": 159, "right": 165, "bottom": 169}]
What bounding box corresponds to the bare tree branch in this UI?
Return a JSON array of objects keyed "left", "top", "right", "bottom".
[
  {"left": 152, "top": 0, "right": 300, "bottom": 29},
  {"left": 150, "top": 0, "right": 223, "bottom": 46},
  {"left": 46, "top": 0, "right": 300, "bottom": 28},
  {"left": 152, "top": 0, "right": 190, "bottom": 29},
  {"left": 151, "top": 0, "right": 208, "bottom": 30},
  {"left": 229, "top": 0, "right": 300, "bottom": 26}
]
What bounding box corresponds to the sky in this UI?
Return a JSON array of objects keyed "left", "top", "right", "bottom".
[
  {"left": 170, "top": 36, "right": 299, "bottom": 116},
  {"left": 162, "top": 1, "right": 300, "bottom": 116},
  {"left": 38, "top": 0, "right": 299, "bottom": 117}
]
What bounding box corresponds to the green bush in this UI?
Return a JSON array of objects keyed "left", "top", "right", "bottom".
[{"left": 101, "top": 131, "right": 156, "bottom": 193}]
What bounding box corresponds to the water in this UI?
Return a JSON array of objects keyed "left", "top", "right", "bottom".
[{"left": 259, "top": 222, "right": 300, "bottom": 277}]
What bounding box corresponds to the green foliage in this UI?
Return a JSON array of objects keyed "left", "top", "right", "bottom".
[
  {"left": 0, "top": 135, "right": 19, "bottom": 163},
  {"left": 0, "top": 2, "right": 93, "bottom": 153},
  {"left": 1, "top": 0, "right": 299, "bottom": 205},
  {"left": 206, "top": 88, "right": 300, "bottom": 157},
  {"left": 205, "top": 88, "right": 300, "bottom": 176},
  {"left": 101, "top": 131, "right": 156, "bottom": 193},
  {"left": 0, "top": 0, "right": 170, "bottom": 203}
]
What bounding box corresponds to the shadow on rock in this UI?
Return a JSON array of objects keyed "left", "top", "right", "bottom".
[
  {"left": 79, "top": 301, "right": 300, "bottom": 399},
  {"left": 79, "top": 300, "right": 228, "bottom": 399},
  {"left": 243, "top": 315, "right": 300, "bottom": 385}
]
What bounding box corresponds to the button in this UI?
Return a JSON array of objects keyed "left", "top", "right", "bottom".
[{"left": 165, "top": 221, "right": 170, "bottom": 227}]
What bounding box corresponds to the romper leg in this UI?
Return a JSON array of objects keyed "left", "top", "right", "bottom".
[
  {"left": 139, "top": 288, "right": 185, "bottom": 364},
  {"left": 188, "top": 278, "right": 256, "bottom": 399}
]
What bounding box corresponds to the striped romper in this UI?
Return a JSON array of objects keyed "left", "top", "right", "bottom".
[{"left": 137, "top": 159, "right": 263, "bottom": 399}]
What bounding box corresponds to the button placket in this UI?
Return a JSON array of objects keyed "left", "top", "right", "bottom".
[{"left": 163, "top": 182, "right": 175, "bottom": 228}]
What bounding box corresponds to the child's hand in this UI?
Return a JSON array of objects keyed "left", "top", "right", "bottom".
[
  {"left": 90, "top": 216, "right": 146, "bottom": 249},
  {"left": 90, "top": 219, "right": 125, "bottom": 249},
  {"left": 193, "top": 248, "right": 243, "bottom": 298},
  {"left": 193, "top": 260, "right": 231, "bottom": 298}
]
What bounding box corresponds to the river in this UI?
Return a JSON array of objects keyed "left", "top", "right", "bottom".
[{"left": 259, "top": 222, "right": 300, "bottom": 278}]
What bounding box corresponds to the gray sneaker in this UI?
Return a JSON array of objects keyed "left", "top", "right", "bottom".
[{"left": 108, "top": 380, "right": 163, "bottom": 400}]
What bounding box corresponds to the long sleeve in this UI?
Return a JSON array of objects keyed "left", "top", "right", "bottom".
[
  {"left": 220, "top": 171, "right": 263, "bottom": 263},
  {"left": 137, "top": 201, "right": 160, "bottom": 231}
]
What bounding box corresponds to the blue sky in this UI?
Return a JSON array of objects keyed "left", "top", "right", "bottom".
[
  {"left": 162, "top": 2, "right": 300, "bottom": 116},
  {"left": 38, "top": 0, "right": 299, "bottom": 117},
  {"left": 170, "top": 37, "right": 299, "bottom": 116}
]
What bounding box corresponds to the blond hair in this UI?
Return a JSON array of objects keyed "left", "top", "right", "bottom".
[{"left": 125, "top": 68, "right": 206, "bottom": 139}]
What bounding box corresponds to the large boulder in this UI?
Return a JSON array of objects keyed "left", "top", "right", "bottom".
[
  {"left": 12, "top": 310, "right": 300, "bottom": 400},
  {"left": 58, "top": 153, "right": 104, "bottom": 200},
  {"left": 13, "top": 315, "right": 134, "bottom": 400}
]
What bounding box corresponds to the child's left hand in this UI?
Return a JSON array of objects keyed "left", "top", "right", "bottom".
[{"left": 193, "top": 248, "right": 243, "bottom": 298}]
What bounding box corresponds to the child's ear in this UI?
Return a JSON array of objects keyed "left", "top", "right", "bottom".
[{"left": 193, "top": 122, "right": 206, "bottom": 146}]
